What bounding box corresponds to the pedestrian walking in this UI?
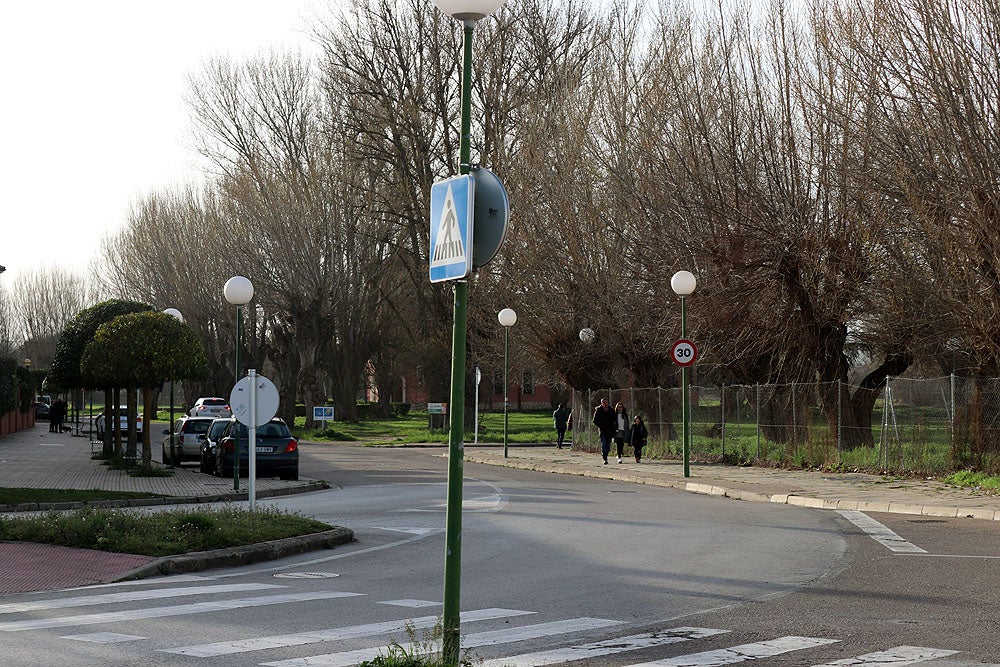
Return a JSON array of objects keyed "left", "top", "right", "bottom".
[
  {"left": 613, "top": 402, "right": 629, "bottom": 463},
  {"left": 552, "top": 403, "right": 569, "bottom": 449},
  {"left": 592, "top": 397, "right": 616, "bottom": 464},
  {"left": 50, "top": 398, "right": 66, "bottom": 433},
  {"left": 629, "top": 415, "right": 648, "bottom": 462}
]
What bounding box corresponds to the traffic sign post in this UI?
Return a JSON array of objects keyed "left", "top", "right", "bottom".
[{"left": 230, "top": 371, "right": 280, "bottom": 510}]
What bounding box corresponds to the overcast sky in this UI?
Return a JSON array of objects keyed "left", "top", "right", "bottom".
[{"left": 0, "top": 1, "right": 332, "bottom": 285}]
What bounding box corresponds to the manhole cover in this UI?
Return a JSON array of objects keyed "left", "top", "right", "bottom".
[{"left": 274, "top": 572, "right": 341, "bottom": 579}]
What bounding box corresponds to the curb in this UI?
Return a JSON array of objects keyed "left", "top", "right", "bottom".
[
  {"left": 113, "top": 527, "right": 356, "bottom": 582},
  {"left": 463, "top": 453, "right": 1000, "bottom": 522}
]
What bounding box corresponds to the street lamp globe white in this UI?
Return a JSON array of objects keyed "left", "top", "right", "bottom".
[
  {"left": 579, "top": 327, "right": 596, "bottom": 343},
  {"left": 671, "top": 270, "right": 697, "bottom": 296},
  {"left": 163, "top": 308, "right": 184, "bottom": 322},
  {"left": 433, "top": 0, "right": 507, "bottom": 20},
  {"left": 224, "top": 276, "right": 255, "bottom": 306},
  {"left": 498, "top": 307, "right": 517, "bottom": 328}
]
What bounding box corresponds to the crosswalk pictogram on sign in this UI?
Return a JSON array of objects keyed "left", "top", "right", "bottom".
[
  {"left": 429, "top": 175, "right": 474, "bottom": 283},
  {"left": 431, "top": 185, "right": 464, "bottom": 266}
]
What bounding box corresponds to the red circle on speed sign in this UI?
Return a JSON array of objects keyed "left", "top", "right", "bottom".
[{"left": 670, "top": 339, "right": 698, "bottom": 367}]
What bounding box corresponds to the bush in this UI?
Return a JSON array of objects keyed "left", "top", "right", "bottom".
[{"left": 391, "top": 402, "right": 411, "bottom": 417}]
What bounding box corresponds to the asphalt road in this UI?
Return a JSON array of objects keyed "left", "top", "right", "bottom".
[{"left": 1, "top": 444, "right": 997, "bottom": 666}]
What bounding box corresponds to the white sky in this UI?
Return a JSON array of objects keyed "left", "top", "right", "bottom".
[{"left": 0, "top": 1, "right": 331, "bottom": 285}]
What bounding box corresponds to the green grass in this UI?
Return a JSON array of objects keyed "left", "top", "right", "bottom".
[
  {"left": 294, "top": 410, "right": 555, "bottom": 446},
  {"left": 0, "top": 505, "right": 333, "bottom": 557},
  {"left": 944, "top": 470, "right": 1000, "bottom": 493}
]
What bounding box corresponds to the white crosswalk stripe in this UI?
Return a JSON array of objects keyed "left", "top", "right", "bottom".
[
  {"left": 625, "top": 636, "right": 840, "bottom": 666},
  {"left": 0, "top": 583, "right": 285, "bottom": 615},
  {"left": 810, "top": 645, "right": 960, "bottom": 665},
  {"left": 161, "top": 607, "right": 534, "bottom": 657},
  {"left": 0, "top": 591, "right": 364, "bottom": 632},
  {"left": 261, "top": 617, "right": 624, "bottom": 667},
  {"left": 477, "top": 627, "right": 730, "bottom": 667}
]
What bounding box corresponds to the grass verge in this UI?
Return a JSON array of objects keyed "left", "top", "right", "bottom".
[
  {"left": 0, "top": 488, "right": 164, "bottom": 506},
  {"left": 0, "top": 505, "right": 333, "bottom": 557}
]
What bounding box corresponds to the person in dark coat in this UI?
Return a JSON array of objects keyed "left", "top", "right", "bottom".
[
  {"left": 552, "top": 403, "right": 569, "bottom": 449},
  {"left": 49, "top": 399, "right": 66, "bottom": 433},
  {"left": 592, "top": 397, "right": 616, "bottom": 465},
  {"left": 629, "top": 415, "right": 649, "bottom": 463}
]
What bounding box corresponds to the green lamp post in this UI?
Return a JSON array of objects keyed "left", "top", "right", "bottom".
[
  {"left": 671, "top": 270, "right": 697, "bottom": 478},
  {"left": 498, "top": 307, "right": 517, "bottom": 458},
  {"left": 432, "top": 1, "right": 508, "bottom": 663}
]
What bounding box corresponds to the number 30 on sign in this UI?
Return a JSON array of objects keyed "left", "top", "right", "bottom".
[{"left": 670, "top": 339, "right": 698, "bottom": 367}]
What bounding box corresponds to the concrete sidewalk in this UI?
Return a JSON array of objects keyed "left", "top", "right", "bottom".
[
  {"left": 0, "top": 424, "right": 333, "bottom": 594},
  {"left": 463, "top": 445, "right": 1000, "bottom": 521}
]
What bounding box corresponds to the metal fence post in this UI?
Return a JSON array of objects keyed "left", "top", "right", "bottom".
[
  {"left": 657, "top": 385, "right": 663, "bottom": 444},
  {"left": 720, "top": 384, "right": 726, "bottom": 459},
  {"left": 950, "top": 372, "right": 956, "bottom": 455},
  {"left": 837, "top": 379, "right": 842, "bottom": 459},
  {"left": 756, "top": 383, "right": 761, "bottom": 459}
]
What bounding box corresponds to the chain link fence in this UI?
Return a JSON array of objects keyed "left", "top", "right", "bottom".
[{"left": 568, "top": 376, "right": 1000, "bottom": 474}]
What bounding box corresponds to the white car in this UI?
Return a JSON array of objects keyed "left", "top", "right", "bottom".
[
  {"left": 95, "top": 407, "right": 143, "bottom": 437},
  {"left": 189, "top": 397, "right": 232, "bottom": 419}
]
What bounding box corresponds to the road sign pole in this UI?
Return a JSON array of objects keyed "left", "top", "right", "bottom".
[
  {"left": 249, "top": 368, "right": 257, "bottom": 511},
  {"left": 681, "top": 296, "right": 690, "bottom": 478}
]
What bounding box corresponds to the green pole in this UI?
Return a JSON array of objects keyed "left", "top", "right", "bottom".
[
  {"left": 233, "top": 304, "right": 242, "bottom": 491},
  {"left": 442, "top": 20, "right": 474, "bottom": 667},
  {"left": 681, "top": 295, "right": 690, "bottom": 478},
  {"left": 503, "top": 325, "right": 510, "bottom": 458}
]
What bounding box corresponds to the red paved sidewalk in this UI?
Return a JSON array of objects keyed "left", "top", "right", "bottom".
[{"left": 0, "top": 542, "right": 153, "bottom": 594}]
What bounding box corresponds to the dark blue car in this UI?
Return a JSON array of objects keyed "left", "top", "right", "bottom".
[{"left": 214, "top": 418, "right": 299, "bottom": 481}]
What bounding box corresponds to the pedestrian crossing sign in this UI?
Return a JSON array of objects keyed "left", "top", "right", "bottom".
[{"left": 429, "top": 175, "right": 475, "bottom": 283}]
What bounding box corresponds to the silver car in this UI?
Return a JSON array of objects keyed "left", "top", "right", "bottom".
[
  {"left": 189, "top": 397, "right": 233, "bottom": 419},
  {"left": 162, "top": 417, "right": 216, "bottom": 465}
]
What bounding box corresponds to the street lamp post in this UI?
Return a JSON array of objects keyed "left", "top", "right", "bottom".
[
  {"left": 163, "top": 309, "right": 184, "bottom": 467},
  {"left": 498, "top": 308, "right": 517, "bottom": 458},
  {"left": 671, "top": 270, "right": 697, "bottom": 478},
  {"left": 432, "top": 1, "right": 507, "bottom": 663},
  {"left": 224, "top": 276, "right": 254, "bottom": 491}
]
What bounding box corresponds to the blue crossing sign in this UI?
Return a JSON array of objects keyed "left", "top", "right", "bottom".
[{"left": 429, "top": 175, "right": 475, "bottom": 283}]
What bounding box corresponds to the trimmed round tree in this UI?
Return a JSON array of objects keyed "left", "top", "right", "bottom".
[{"left": 81, "top": 311, "right": 208, "bottom": 469}]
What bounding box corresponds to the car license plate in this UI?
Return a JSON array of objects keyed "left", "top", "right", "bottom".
[{"left": 256, "top": 447, "right": 273, "bottom": 453}]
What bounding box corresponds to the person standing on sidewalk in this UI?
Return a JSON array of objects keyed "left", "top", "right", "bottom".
[
  {"left": 552, "top": 403, "right": 569, "bottom": 449},
  {"left": 629, "top": 415, "right": 648, "bottom": 462},
  {"left": 613, "top": 402, "right": 629, "bottom": 463},
  {"left": 592, "top": 397, "right": 616, "bottom": 464}
]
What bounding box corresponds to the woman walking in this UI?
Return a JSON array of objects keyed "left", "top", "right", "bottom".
[{"left": 613, "top": 402, "right": 629, "bottom": 463}]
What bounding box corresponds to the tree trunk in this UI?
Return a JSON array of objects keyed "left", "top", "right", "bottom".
[{"left": 141, "top": 387, "right": 154, "bottom": 470}]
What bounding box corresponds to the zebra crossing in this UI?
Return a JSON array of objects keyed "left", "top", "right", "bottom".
[{"left": 0, "top": 581, "right": 963, "bottom": 666}]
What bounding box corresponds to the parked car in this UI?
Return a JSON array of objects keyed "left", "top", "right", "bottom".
[
  {"left": 214, "top": 417, "right": 299, "bottom": 481},
  {"left": 189, "top": 397, "right": 232, "bottom": 419},
  {"left": 199, "top": 418, "right": 231, "bottom": 475},
  {"left": 94, "top": 407, "right": 143, "bottom": 437},
  {"left": 33, "top": 402, "right": 50, "bottom": 420},
  {"left": 161, "top": 416, "right": 216, "bottom": 465}
]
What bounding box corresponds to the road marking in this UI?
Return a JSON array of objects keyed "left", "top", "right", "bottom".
[
  {"left": 478, "top": 627, "right": 729, "bottom": 666},
  {"left": 810, "top": 645, "right": 959, "bottom": 665},
  {"left": 161, "top": 607, "right": 533, "bottom": 657},
  {"left": 62, "top": 632, "right": 146, "bottom": 643},
  {"left": 836, "top": 511, "right": 927, "bottom": 553},
  {"left": 261, "top": 617, "right": 623, "bottom": 667},
  {"left": 0, "top": 591, "right": 363, "bottom": 632},
  {"left": 626, "top": 636, "right": 839, "bottom": 666},
  {"left": 0, "top": 583, "right": 285, "bottom": 614},
  {"left": 377, "top": 599, "right": 440, "bottom": 608}
]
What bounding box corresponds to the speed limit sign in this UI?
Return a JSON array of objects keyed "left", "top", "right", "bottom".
[{"left": 670, "top": 339, "right": 698, "bottom": 367}]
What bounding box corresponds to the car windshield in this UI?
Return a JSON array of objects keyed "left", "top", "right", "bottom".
[
  {"left": 203, "top": 399, "right": 227, "bottom": 406},
  {"left": 209, "top": 421, "right": 229, "bottom": 438}
]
